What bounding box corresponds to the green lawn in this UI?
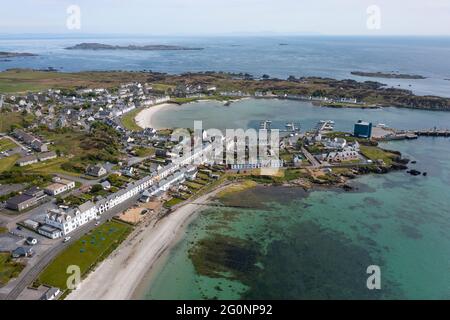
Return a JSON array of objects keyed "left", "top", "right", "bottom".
[
  {"left": 152, "top": 83, "right": 175, "bottom": 92},
  {"left": 121, "top": 108, "right": 143, "bottom": 131},
  {"left": 0, "top": 138, "right": 18, "bottom": 152},
  {"left": 0, "top": 154, "right": 20, "bottom": 173},
  {"left": 164, "top": 197, "right": 184, "bottom": 208},
  {"left": 360, "top": 146, "right": 396, "bottom": 165},
  {"left": 36, "top": 221, "right": 132, "bottom": 290},
  {"left": 0, "top": 253, "right": 25, "bottom": 286},
  {"left": 0, "top": 112, "right": 35, "bottom": 132},
  {"left": 23, "top": 157, "right": 78, "bottom": 176},
  {"left": 133, "top": 147, "right": 155, "bottom": 157}
]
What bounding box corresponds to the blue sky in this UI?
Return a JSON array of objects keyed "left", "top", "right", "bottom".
[{"left": 1, "top": 0, "right": 450, "bottom": 35}]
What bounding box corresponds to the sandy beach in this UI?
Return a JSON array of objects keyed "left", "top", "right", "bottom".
[
  {"left": 134, "top": 103, "right": 172, "bottom": 129},
  {"left": 66, "top": 184, "right": 230, "bottom": 300}
]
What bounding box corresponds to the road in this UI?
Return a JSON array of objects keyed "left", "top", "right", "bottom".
[
  {"left": 2, "top": 194, "right": 141, "bottom": 300},
  {"left": 301, "top": 146, "right": 321, "bottom": 167}
]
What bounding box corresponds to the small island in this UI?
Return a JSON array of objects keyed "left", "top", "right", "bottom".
[
  {"left": 65, "top": 43, "right": 204, "bottom": 51},
  {"left": 0, "top": 51, "right": 38, "bottom": 58},
  {"left": 351, "top": 71, "right": 426, "bottom": 79}
]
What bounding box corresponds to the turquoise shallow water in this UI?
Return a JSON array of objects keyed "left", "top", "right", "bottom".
[{"left": 143, "top": 138, "right": 450, "bottom": 300}]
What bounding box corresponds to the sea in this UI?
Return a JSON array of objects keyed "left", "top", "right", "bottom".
[
  {"left": 144, "top": 99, "right": 450, "bottom": 300},
  {"left": 1, "top": 35, "right": 450, "bottom": 299},
  {"left": 1, "top": 35, "right": 450, "bottom": 96}
]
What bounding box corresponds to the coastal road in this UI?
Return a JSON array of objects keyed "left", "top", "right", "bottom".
[
  {"left": 3, "top": 194, "right": 142, "bottom": 300},
  {"left": 301, "top": 146, "right": 321, "bottom": 167}
]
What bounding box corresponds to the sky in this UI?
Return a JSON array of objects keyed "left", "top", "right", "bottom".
[{"left": 1, "top": 0, "right": 449, "bottom": 36}]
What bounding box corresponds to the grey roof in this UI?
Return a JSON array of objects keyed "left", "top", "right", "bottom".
[
  {"left": 87, "top": 164, "right": 106, "bottom": 175},
  {"left": 24, "top": 186, "right": 43, "bottom": 196},
  {"left": 40, "top": 287, "right": 61, "bottom": 300},
  {"left": 38, "top": 151, "right": 57, "bottom": 160},
  {"left": 39, "top": 225, "right": 60, "bottom": 233},
  {"left": 6, "top": 194, "right": 34, "bottom": 206},
  {"left": 101, "top": 181, "right": 111, "bottom": 187},
  {"left": 18, "top": 155, "right": 38, "bottom": 163},
  {"left": 78, "top": 201, "right": 95, "bottom": 213}
]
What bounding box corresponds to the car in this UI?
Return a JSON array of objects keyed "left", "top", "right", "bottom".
[
  {"left": 63, "top": 237, "right": 71, "bottom": 243},
  {"left": 95, "top": 222, "right": 100, "bottom": 226}
]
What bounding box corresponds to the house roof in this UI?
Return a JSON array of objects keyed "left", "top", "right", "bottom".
[
  {"left": 18, "top": 155, "right": 38, "bottom": 163},
  {"left": 39, "top": 225, "right": 61, "bottom": 234},
  {"left": 6, "top": 194, "right": 34, "bottom": 206},
  {"left": 78, "top": 201, "right": 95, "bottom": 213},
  {"left": 38, "top": 151, "right": 57, "bottom": 160}
]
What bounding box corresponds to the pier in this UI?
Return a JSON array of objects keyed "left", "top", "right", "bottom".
[
  {"left": 373, "top": 126, "right": 450, "bottom": 141},
  {"left": 412, "top": 129, "right": 450, "bottom": 137}
]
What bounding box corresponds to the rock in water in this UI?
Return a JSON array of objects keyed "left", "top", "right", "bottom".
[{"left": 407, "top": 170, "right": 421, "bottom": 176}]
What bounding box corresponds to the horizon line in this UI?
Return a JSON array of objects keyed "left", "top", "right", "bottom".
[{"left": 1, "top": 33, "right": 450, "bottom": 38}]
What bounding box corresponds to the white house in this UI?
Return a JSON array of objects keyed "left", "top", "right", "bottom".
[
  {"left": 44, "top": 201, "right": 98, "bottom": 236},
  {"left": 324, "top": 138, "right": 347, "bottom": 150},
  {"left": 38, "top": 225, "right": 63, "bottom": 239},
  {"left": 44, "top": 177, "right": 76, "bottom": 196}
]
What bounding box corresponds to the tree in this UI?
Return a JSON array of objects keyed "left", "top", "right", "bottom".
[{"left": 91, "top": 184, "right": 103, "bottom": 193}]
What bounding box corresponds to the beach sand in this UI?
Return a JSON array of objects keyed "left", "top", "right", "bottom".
[
  {"left": 134, "top": 103, "right": 173, "bottom": 129},
  {"left": 66, "top": 184, "right": 230, "bottom": 300}
]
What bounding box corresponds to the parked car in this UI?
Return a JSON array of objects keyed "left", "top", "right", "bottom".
[
  {"left": 63, "top": 237, "right": 71, "bottom": 243},
  {"left": 26, "top": 237, "right": 38, "bottom": 246}
]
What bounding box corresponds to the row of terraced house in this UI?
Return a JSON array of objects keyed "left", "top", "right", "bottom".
[{"left": 37, "top": 142, "right": 213, "bottom": 238}]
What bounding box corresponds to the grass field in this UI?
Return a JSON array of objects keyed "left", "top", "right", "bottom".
[
  {"left": 163, "top": 197, "right": 184, "bottom": 208},
  {"left": 121, "top": 108, "right": 144, "bottom": 131},
  {"left": 23, "top": 157, "right": 77, "bottom": 176},
  {"left": 360, "top": 146, "right": 396, "bottom": 165},
  {"left": 0, "top": 138, "right": 18, "bottom": 152},
  {"left": 0, "top": 112, "right": 35, "bottom": 132},
  {"left": 0, "top": 253, "right": 25, "bottom": 286},
  {"left": 133, "top": 147, "right": 155, "bottom": 157},
  {"left": 36, "top": 221, "right": 132, "bottom": 290},
  {"left": 0, "top": 69, "right": 151, "bottom": 94},
  {"left": 0, "top": 154, "right": 20, "bottom": 173}
]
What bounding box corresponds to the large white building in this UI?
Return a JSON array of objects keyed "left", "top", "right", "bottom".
[
  {"left": 44, "top": 201, "right": 98, "bottom": 236},
  {"left": 44, "top": 177, "right": 76, "bottom": 196}
]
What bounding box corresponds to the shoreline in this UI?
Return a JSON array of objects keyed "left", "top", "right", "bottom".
[
  {"left": 134, "top": 103, "right": 173, "bottom": 129},
  {"left": 133, "top": 98, "right": 249, "bottom": 130},
  {"left": 65, "top": 183, "right": 231, "bottom": 300}
]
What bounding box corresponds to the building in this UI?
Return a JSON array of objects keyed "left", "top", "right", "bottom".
[
  {"left": 354, "top": 120, "right": 373, "bottom": 138},
  {"left": 38, "top": 225, "right": 62, "bottom": 239},
  {"left": 321, "top": 150, "right": 359, "bottom": 163},
  {"left": 11, "top": 247, "right": 33, "bottom": 258},
  {"left": 32, "top": 140, "right": 48, "bottom": 152},
  {"left": 38, "top": 151, "right": 57, "bottom": 162},
  {"left": 23, "top": 219, "right": 39, "bottom": 230},
  {"left": 44, "top": 201, "right": 98, "bottom": 236},
  {"left": 86, "top": 164, "right": 107, "bottom": 177},
  {"left": 101, "top": 181, "right": 111, "bottom": 190},
  {"left": 158, "top": 170, "right": 186, "bottom": 192},
  {"left": 184, "top": 166, "right": 198, "bottom": 181},
  {"left": 44, "top": 177, "right": 76, "bottom": 196},
  {"left": 40, "top": 287, "right": 61, "bottom": 300},
  {"left": 6, "top": 187, "right": 46, "bottom": 211},
  {"left": 324, "top": 138, "right": 347, "bottom": 150},
  {"left": 17, "top": 155, "right": 38, "bottom": 167}
]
